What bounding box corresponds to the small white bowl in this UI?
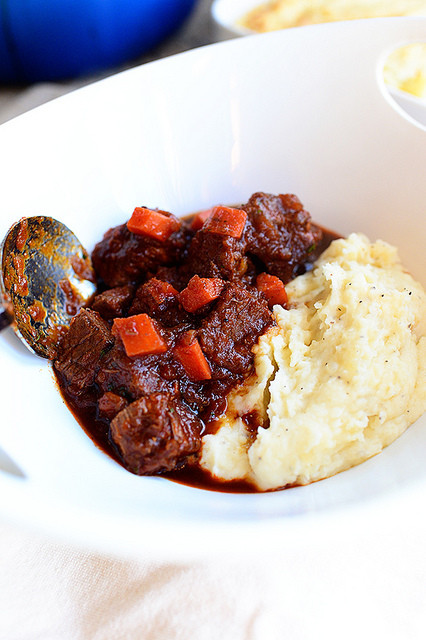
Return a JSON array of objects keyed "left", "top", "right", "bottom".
[{"left": 388, "top": 86, "right": 426, "bottom": 126}]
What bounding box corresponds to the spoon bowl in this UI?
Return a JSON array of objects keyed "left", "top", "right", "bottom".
[{"left": 0, "top": 216, "right": 96, "bottom": 358}]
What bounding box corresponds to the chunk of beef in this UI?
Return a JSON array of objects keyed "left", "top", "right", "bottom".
[
  {"left": 54, "top": 309, "right": 114, "bottom": 396},
  {"left": 95, "top": 341, "right": 173, "bottom": 400},
  {"left": 91, "top": 284, "right": 135, "bottom": 319},
  {"left": 178, "top": 376, "right": 233, "bottom": 422},
  {"left": 110, "top": 393, "right": 202, "bottom": 474},
  {"left": 184, "top": 227, "right": 249, "bottom": 281},
  {"left": 92, "top": 217, "right": 190, "bottom": 287},
  {"left": 128, "top": 278, "right": 189, "bottom": 326},
  {"left": 98, "top": 392, "right": 128, "bottom": 420},
  {"left": 243, "top": 192, "right": 323, "bottom": 283},
  {"left": 152, "top": 265, "right": 189, "bottom": 291},
  {"left": 199, "top": 282, "right": 272, "bottom": 374}
]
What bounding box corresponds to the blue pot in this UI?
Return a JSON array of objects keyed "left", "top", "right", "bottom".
[{"left": 0, "top": 0, "right": 197, "bottom": 83}]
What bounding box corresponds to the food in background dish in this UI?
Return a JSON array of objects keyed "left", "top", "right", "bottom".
[
  {"left": 384, "top": 43, "right": 426, "bottom": 98},
  {"left": 52, "top": 193, "right": 426, "bottom": 491},
  {"left": 239, "top": 0, "right": 426, "bottom": 98}
]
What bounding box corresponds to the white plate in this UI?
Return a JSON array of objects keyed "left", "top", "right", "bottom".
[{"left": 0, "top": 17, "right": 425, "bottom": 561}]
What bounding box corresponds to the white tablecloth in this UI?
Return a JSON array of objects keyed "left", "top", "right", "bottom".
[
  {"left": 1, "top": 2, "right": 426, "bottom": 638},
  {"left": 2, "top": 511, "right": 426, "bottom": 640}
]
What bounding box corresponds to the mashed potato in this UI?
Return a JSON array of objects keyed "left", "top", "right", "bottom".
[
  {"left": 200, "top": 233, "right": 426, "bottom": 490},
  {"left": 239, "top": 0, "right": 426, "bottom": 98}
]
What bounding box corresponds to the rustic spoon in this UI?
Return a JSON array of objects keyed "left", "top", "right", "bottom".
[{"left": 0, "top": 216, "right": 96, "bottom": 358}]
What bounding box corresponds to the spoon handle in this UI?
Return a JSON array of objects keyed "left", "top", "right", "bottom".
[{"left": 0, "top": 308, "right": 11, "bottom": 331}]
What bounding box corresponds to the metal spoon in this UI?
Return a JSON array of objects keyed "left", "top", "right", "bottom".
[{"left": 0, "top": 216, "right": 96, "bottom": 358}]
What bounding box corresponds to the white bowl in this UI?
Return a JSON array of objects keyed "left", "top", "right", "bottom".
[{"left": 0, "top": 17, "right": 425, "bottom": 561}]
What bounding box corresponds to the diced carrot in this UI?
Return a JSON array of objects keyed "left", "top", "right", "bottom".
[
  {"left": 145, "top": 278, "right": 179, "bottom": 305},
  {"left": 127, "top": 207, "right": 180, "bottom": 241},
  {"left": 113, "top": 313, "right": 167, "bottom": 357},
  {"left": 190, "top": 208, "right": 213, "bottom": 231},
  {"left": 203, "top": 206, "right": 247, "bottom": 239},
  {"left": 179, "top": 275, "right": 224, "bottom": 313},
  {"left": 256, "top": 273, "right": 288, "bottom": 308},
  {"left": 173, "top": 332, "right": 211, "bottom": 381}
]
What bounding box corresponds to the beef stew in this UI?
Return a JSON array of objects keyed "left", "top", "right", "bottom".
[{"left": 53, "top": 192, "right": 335, "bottom": 486}]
